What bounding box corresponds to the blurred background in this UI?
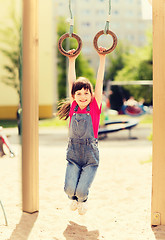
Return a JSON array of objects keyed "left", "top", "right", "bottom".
[
  {"left": 0, "top": 0, "right": 152, "bottom": 130},
  {"left": 0, "top": 2, "right": 153, "bottom": 237}
]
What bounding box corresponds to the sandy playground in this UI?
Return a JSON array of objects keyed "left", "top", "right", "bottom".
[{"left": 1, "top": 123, "right": 165, "bottom": 240}]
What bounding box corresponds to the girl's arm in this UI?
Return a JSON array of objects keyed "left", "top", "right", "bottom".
[
  {"left": 94, "top": 47, "right": 106, "bottom": 108},
  {"left": 67, "top": 50, "right": 79, "bottom": 101}
]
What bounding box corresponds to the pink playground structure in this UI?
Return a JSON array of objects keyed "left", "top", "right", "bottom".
[{"left": 0, "top": 127, "right": 15, "bottom": 158}]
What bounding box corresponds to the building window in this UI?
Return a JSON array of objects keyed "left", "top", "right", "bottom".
[
  {"left": 126, "top": 23, "right": 133, "bottom": 29},
  {"left": 83, "top": 47, "right": 92, "bottom": 54},
  {"left": 139, "top": 35, "right": 145, "bottom": 42},
  {"left": 82, "top": 35, "right": 91, "bottom": 41},
  {"left": 82, "top": 22, "right": 90, "bottom": 27},
  {"left": 127, "top": 35, "right": 134, "bottom": 41},
  {"left": 111, "top": 22, "right": 120, "bottom": 28},
  {"left": 126, "top": 10, "right": 133, "bottom": 17},
  {"left": 96, "top": 22, "right": 104, "bottom": 28},
  {"left": 113, "top": 10, "right": 119, "bottom": 15},
  {"left": 96, "top": 9, "right": 105, "bottom": 15},
  {"left": 82, "top": 9, "right": 90, "bottom": 15}
]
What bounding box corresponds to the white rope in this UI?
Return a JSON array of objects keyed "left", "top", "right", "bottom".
[
  {"left": 69, "top": 0, "right": 74, "bottom": 36},
  {"left": 104, "top": 0, "right": 111, "bottom": 34},
  {"left": 107, "top": 15, "right": 111, "bottom": 22}
]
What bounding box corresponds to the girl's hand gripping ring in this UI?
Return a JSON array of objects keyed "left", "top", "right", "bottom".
[
  {"left": 93, "top": 30, "right": 117, "bottom": 55},
  {"left": 58, "top": 33, "right": 82, "bottom": 57}
]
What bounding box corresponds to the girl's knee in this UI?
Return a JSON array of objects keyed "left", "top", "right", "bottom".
[
  {"left": 76, "top": 188, "right": 88, "bottom": 202},
  {"left": 64, "top": 185, "right": 75, "bottom": 198}
]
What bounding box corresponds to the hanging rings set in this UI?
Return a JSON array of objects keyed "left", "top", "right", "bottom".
[{"left": 58, "top": 0, "right": 117, "bottom": 57}]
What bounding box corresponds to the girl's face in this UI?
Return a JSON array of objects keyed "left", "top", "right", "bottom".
[{"left": 74, "top": 88, "right": 92, "bottom": 109}]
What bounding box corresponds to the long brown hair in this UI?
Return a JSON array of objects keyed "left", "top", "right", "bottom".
[{"left": 57, "top": 77, "right": 93, "bottom": 120}]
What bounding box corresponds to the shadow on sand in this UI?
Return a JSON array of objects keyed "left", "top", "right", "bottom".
[
  {"left": 63, "top": 221, "right": 100, "bottom": 240},
  {"left": 152, "top": 225, "right": 165, "bottom": 239},
  {"left": 9, "top": 212, "right": 38, "bottom": 240}
]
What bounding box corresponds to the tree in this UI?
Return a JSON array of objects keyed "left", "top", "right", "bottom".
[
  {"left": 109, "top": 29, "right": 153, "bottom": 106},
  {"left": 57, "top": 17, "right": 95, "bottom": 99},
  {"left": 103, "top": 30, "right": 153, "bottom": 110},
  {"left": 104, "top": 42, "right": 131, "bottom": 110},
  {"left": 0, "top": 2, "right": 21, "bottom": 102},
  {"left": 105, "top": 41, "right": 130, "bottom": 82}
]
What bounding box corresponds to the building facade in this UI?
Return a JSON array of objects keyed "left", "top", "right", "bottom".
[{"left": 0, "top": 0, "right": 58, "bottom": 119}]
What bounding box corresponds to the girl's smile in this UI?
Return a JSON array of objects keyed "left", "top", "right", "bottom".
[{"left": 74, "top": 88, "right": 92, "bottom": 109}]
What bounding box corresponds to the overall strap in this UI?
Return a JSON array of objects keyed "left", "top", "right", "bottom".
[
  {"left": 86, "top": 105, "right": 90, "bottom": 112},
  {"left": 74, "top": 105, "right": 79, "bottom": 112},
  {"left": 74, "top": 104, "right": 90, "bottom": 112}
]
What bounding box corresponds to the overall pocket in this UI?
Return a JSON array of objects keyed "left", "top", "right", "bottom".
[
  {"left": 66, "top": 142, "right": 75, "bottom": 161},
  {"left": 85, "top": 143, "right": 99, "bottom": 166},
  {"left": 72, "top": 119, "right": 88, "bottom": 138}
]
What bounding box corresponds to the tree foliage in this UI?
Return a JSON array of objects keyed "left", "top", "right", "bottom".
[
  {"left": 115, "top": 30, "right": 153, "bottom": 104},
  {"left": 0, "top": 3, "right": 21, "bottom": 102},
  {"left": 105, "top": 41, "right": 130, "bottom": 82},
  {"left": 105, "top": 30, "right": 153, "bottom": 108}
]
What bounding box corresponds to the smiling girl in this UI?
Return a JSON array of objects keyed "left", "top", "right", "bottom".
[{"left": 57, "top": 47, "right": 106, "bottom": 215}]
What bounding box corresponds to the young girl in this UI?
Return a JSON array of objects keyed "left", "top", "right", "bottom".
[{"left": 58, "top": 47, "right": 106, "bottom": 215}]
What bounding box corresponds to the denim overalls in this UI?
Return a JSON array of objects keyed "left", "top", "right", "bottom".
[{"left": 64, "top": 104, "right": 99, "bottom": 202}]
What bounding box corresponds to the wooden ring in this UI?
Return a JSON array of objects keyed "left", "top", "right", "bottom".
[
  {"left": 58, "top": 33, "right": 82, "bottom": 57},
  {"left": 93, "top": 30, "right": 117, "bottom": 55}
]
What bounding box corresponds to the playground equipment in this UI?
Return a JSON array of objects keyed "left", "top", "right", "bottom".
[
  {"left": 22, "top": 0, "right": 39, "bottom": 213},
  {"left": 58, "top": 0, "right": 117, "bottom": 57},
  {"left": 0, "top": 200, "right": 8, "bottom": 226},
  {"left": 151, "top": 0, "right": 165, "bottom": 226},
  {"left": 93, "top": 29, "right": 117, "bottom": 55},
  {"left": 121, "top": 103, "right": 148, "bottom": 116},
  {"left": 0, "top": 127, "right": 15, "bottom": 158},
  {"left": 58, "top": 0, "right": 82, "bottom": 57},
  {"left": 0, "top": 127, "right": 10, "bottom": 226},
  {"left": 99, "top": 93, "right": 139, "bottom": 139},
  {"left": 93, "top": 0, "right": 117, "bottom": 55},
  {"left": 21, "top": 0, "right": 165, "bottom": 226},
  {"left": 98, "top": 119, "right": 138, "bottom": 139},
  {"left": 108, "top": 80, "right": 153, "bottom": 116}
]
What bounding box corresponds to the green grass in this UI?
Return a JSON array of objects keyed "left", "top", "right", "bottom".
[
  {"left": 0, "top": 117, "right": 68, "bottom": 128},
  {"left": 39, "top": 114, "right": 153, "bottom": 128},
  {"left": 0, "top": 120, "right": 17, "bottom": 128},
  {"left": 0, "top": 114, "right": 153, "bottom": 128},
  {"left": 39, "top": 117, "right": 68, "bottom": 127},
  {"left": 139, "top": 114, "right": 153, "bottom": 124},
  {"left": 140, "top": 156, "right": 152, "bottom": 164},
  {"left": 108, "top": 113, "right": 153, "bottom": 125}
]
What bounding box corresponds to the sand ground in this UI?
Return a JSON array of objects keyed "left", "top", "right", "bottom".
[{"left": 0, "top": 123, "right": 165, "bottom": 240}]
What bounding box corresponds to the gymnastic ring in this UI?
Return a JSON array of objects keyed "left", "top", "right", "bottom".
[
  {"left": 93, "top": 30, "right": 117, "bottom": 55},
  {"left": 58, "top": 33, "right": 82, "bottom": 57}
]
